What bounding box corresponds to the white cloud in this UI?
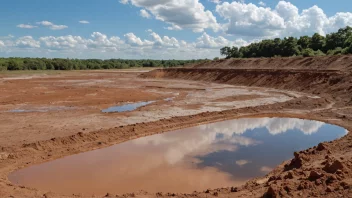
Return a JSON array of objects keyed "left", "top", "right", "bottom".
[
  {"left": 0, "top": 31, "right": 253, "bottom": 58},
  {"left": 216, "top": 1, "right": 285, "bottom": 37},
  {"left": 209, "top": 0, "right": 221, "bottom": 4},
  {"left": 40, "top": 35, "right": 86, "bottom": 50},
  {"left": 15, "top": 36, "right": 40, "bottom": 48},
  {"left": 79, "top": 20, "right": 90, "bottom": 24},
  {"left": 120, "top": 0, "right": 220, "bottom": 32},
  {"left": 0, "top": 40, "right": 5, "bottom": 48},
  {"left": 195, "top": 32, "right": 249, "bottom": 49},
  {"left": 124, "top": 32, "right": 153, "bottom": 46},
  {"left": 17, "top": 24, "right": 38, "bottom": 29},
  {"left": 150, "top": 32, "right": 180, "bottom": 48},
  {"left": 216, "top": 1, "right": 352, "bottom": 38},
  {"left": 140, "top": 9, "right": 151, "bottom": 18},
  {"left": 39, "top": 32, "right": 125, "bottom": 52},
  {"left": 119, "top": 0, "right": 129, "bottom": 4},
  {"left": 0, "top": 35, "right": 14, "bottom": 40},
  {"left": 236, "top": 159, "right": 251, "bottom": 166},
  {"left": 258, "top": 1, "right": 266, "bottom": 7},
  {"left": 37, "top": 21, "right": 68, "bottom": 30}
]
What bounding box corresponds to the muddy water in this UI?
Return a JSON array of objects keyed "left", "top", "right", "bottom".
[{"left": 9, "top": 118, "right": 347, "bottom": 195}]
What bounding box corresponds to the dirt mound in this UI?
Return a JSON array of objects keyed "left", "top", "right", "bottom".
[{"left": 189, "top": 54, "right": 352, "bottom": 71}]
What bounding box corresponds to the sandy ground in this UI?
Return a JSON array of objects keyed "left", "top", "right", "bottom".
[
  {"left": 0, "top": 59, "right": 352, "bottom": 198},
  {"left": 0, "top": 70, "right": 299, "bottom": 147}
]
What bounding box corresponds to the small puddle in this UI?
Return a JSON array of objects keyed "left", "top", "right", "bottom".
[
  {"left": 9, "top": 118, "right": 347, "bottom": 195},
  {"left": 102, "top": 101, "right": 155, "bottom": 113}
]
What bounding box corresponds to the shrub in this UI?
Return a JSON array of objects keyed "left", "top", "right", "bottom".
[{"left": 302, "top": 48, "right": 315, "bottom": 57}]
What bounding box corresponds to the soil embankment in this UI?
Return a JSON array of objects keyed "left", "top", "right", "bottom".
[
  {"left": 143, "top": 57, "right": 352, "bottom": 106},
  {"left": 140, "top": 55, "right": 352, "bottom": 197},
  {"left": 189, "top": 54, "right": 352, "bottom": 71}
]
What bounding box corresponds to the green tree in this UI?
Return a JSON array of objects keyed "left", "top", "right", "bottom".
[
  {"left": 310, "top": 33, "right": 325, "bottom": 51},
  {"left": 281, "top": 37, "right": 300, "bottom": 57},
  {"left": 298, "top": 36, "right": 311, "bottom": 49}
]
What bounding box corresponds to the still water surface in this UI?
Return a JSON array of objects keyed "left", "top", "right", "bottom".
[{"left": 9, "top": 118, "right": 347, "bottom": 195}]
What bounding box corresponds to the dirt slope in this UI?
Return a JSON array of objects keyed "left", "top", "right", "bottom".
[
  {"left": 142, "top": 68, "right": 352, "bottom": 107},
  {"left": 140, "top": 55, "right": 352, "bottom": 198},
  {"left": 189, "top": 54, "right": 352, "bottom": 71}
]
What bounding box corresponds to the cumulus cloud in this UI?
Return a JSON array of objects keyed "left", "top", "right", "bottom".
[
  {"left": 216, "top": 1, "right": 285, "bottom": 37},
  {"left": 216, "top": 1, "right": 352, "bottom": 38},
  {"left": 124, "top": 32, "right": 153, "bottom": 46},
  {"left": 120, "top": 0, "right": 220, "bottom": 32},
  {"left": 150, "top": 32, "right": 179, "bottom": 48},
  {"left": 15, "top": 36, "right": 40, "bottom": 48},
  {"left": 258, "top": 1, "right": 266, "bottom": 7},
  {"left": 140, "top": 9, "right": 151, "bottom": 18},
  {"left": 39, "top": 32, "right": 125, "bottom": 52},
  {"left": 40, "top": 35, "right": 86, "bottom": 50},
  {"left": 195, "top": 32, "right": 248, "bottom": 49},
  {"left": 0, "top": 30, "right": 257, "bottom": 58},
  {"left": 37, "top": 21, "right": 68, "bottom": 30},
  {"left": 0, "top": 40, "right": 5, "bottom": 48},
  {"left": 209, "top": 0, "right": 221, "bottom": 4},
  {"left": 79, "top": 20, "right": 90, "bottom": 24},
  {"left": 17, "top": 24, "right": 38, "bottom": 29}
]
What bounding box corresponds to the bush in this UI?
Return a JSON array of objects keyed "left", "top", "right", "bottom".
[
  {"left": 302, "top": 48, "right": 315, "bottom": 57},
  {"left": 314, "top": 50, "right": 326, "bottom": 56},
  {"left": 327, "top": 47, "right": 343, "bottom": 55}
]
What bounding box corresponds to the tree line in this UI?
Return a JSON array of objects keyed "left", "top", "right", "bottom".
[
  {"left": 220, "top": 26, "right": 352, "bottom": 59},
  {"left": 0, "top": 58, "right": 205, "bottom": 71}
]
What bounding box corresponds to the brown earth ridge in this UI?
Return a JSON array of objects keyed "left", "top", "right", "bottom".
[{"left": 1, "top": 55, "right": 352, "bottom": 197}]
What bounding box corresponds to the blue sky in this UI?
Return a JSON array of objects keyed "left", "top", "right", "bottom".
[{"left": 0, "top": 0, "right": 351, "bottom": 59}]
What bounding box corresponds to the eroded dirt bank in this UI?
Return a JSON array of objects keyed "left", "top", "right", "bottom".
[
  {"left": 1, "top": 55, "right": 352, "bottom": 198},
  {"left": 139, "top": 55, "right": 352, "bottom": 198}
]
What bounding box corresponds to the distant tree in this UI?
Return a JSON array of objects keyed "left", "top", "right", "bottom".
[
  {"left": 281, "top": 37, "right": 300, "bottom": 57},
  {"left": 310, "top": 33, "right": 325, "bottom": 51},
  {"left": 298, "top": 36, "right": 311, "bottom": 49},
  {"left": 220, "top": 46, "right": 232, "bottom": 58},
  {"left": 325, "top": 26, "right": 352, "bottom": 51},
  {"left": 220, "top": 46, "right": 241, "bottom": 58},
  {"left": 7, "top": 60, "right": 21, "bottom": 70}
]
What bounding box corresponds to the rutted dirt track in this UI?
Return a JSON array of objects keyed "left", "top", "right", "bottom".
[{"left": 1, "top": 55, "right": 352, "bottom": 197}]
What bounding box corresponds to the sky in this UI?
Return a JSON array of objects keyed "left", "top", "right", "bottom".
[{"left": 0, "top": 0, "right": 351, "bottom": 59}]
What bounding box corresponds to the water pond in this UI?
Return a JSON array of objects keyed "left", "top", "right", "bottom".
[{"left": 9, "top": 117, "right": 347, "bottom": 195}]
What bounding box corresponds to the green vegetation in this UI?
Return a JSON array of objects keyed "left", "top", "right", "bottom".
[
  {"left": 220, "top": 26, "right": 352, "bottom": 58},
  {"left": 0, "top": 58, "right": 205, "bottom": 71}
]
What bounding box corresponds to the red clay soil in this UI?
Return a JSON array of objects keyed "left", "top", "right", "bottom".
[
  {"left": 1, "top": 55, "right": 352, "bottom": 198},
  {"left": 140, "top": 55, "right": 352, "bottom": 198},
  {"left": 189, "top": 54, "right": 352, "bottom": 71}
]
